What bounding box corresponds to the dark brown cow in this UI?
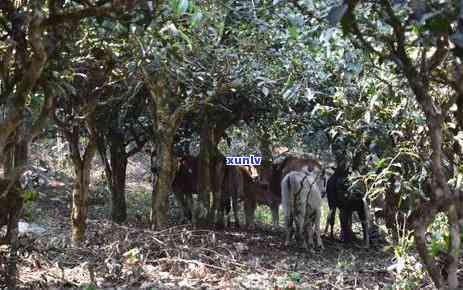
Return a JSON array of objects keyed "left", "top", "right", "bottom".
[
  {"left": 257, "top": 155, "right": 324, "bottom": 226},
  {"left": 172, "top": 156, "right": 199, "bottom": 221}
]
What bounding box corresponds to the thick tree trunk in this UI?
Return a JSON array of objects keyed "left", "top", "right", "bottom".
[
  {"left": 142, "top": 66, "right": 190, "bottom": 229},
  {"left": 5, "top": 205, "right": 20, "bottom": 290},
  {"left": 3, "top": 123, "right": 27, "bottom": 290},
  {"left": 198, "top": 119, "right": 213, "bottom": 219},
  {"left": 5, "top": 192, "right": 20, "bottom": 290},
  {"left": 151, "top": 136, "right": 174, "bottom": 229},
  {"left": 71, "top": 160, "right": 92, "bottom": 245},
  {"left": 68, "top": 123, "right": 97, "bottom": 245},
  {"left": 210, "top": 145, "right": 225, "bottom": 228},
  {"left": 109, "top": 131, "right": 128, "bottom": 223},
  {"left": 406, "top": 76, "right": 460, "bottom": 288}
]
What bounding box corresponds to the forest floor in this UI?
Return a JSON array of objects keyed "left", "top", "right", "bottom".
[{"left": 1, "top": 142, "right": 436, "bottom": 289}]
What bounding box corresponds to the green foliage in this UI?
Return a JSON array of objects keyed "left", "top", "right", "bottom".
[
  {"left": 254, "top": 205, "right": 273, "bottom": 225},
  {"left": 335, "top": 253, "right": 355, "bottom": 271},
  {"left": 22, "top": 190, "right": 41, "bottom": 222},
  {"left": 276, "top": 272, "right": 302, "bottom": 289},
  {"left": 81, "top": 284, "right": 97, "bottom": 290},
  {"left": 388, "top": 231, "right": 425, "bottom": 290},
  {"left": 428, "top": 213, "right": 449, "bottom": 256},
  {"left": 170, "top": 0, "right": 190, "bottom": 16},
  {"left": 123, "top": 248, "right": 141, "bottom": 265},
  {"left": 23, "top": 190, "right": 39, "bottom": 203}
]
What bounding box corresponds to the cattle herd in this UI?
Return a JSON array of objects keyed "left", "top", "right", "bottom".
[{"left": 172, "top": 153, "right": 371, "bottom": 250}]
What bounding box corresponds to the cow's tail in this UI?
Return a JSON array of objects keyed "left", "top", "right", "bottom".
[{"left": 281, "top": 174, "right": 294, "bottom": 228}]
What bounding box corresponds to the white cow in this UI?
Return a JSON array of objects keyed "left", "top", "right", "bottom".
[{"left": 281, "top": 170, "right": 324, "bottom": 250}]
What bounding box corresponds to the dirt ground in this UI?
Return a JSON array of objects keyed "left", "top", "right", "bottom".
[
  {"left": 0, "top": 145, "right": 436, "bottom": 289},
  {"left": 6, "top": 209, "right": 397, "bottom": 289}
]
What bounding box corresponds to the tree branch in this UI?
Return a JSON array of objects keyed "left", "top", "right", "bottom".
[
  {"left": 42, "top": 4, "right": 120, "bottom": 27},
  {"left": 0, "top": 8, "right": 48, "bottom": 153}
]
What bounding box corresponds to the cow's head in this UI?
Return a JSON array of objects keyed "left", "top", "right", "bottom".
[{"left": 243, "top": 165, "right": 259, "bottom": 181}]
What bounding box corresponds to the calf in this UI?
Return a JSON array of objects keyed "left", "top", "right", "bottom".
[
  {"left": 251, "top": 181, "right": 281, "bottom": 225},
  {"left": 222, "top": 165, "right": 281, "bottom": 229},
  {"left": 237, "top": 166, "right": 282, "bottom": 228},
  {"left": 281, "top": 170, "right": 324, "bottom": 250},
  {"left": 324, "top": 164, "right": 369, "bottom": 247}
]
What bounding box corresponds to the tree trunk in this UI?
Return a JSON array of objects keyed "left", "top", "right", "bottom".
[
  {"left": 151, "top": 136, "right": 174, "bottom": 229},
  {"left": 109, "top": 130, "right": 128, "bottom": 223},
  {"left": 198, "top": 118, "right": 213, "bottom": 218},
  {"left": 68, "top": 124, "right": 97, "bottom": 245},
  {"left": 3, "top": 122, "right": 27, "bottom": 290},
  {"left": 71, "top": 160, "right": 92, "bottom": 245},
  {"left": 403, "top": 76, "right": 461, "bottom": 288},
  {"left": 257, "top": 129, "right": 272, "bottom": 169},
  {"left": 142, "top": 66, "right": 190, "bottom": 229},
  {"left": 210, "top": 144, "right": 225, "bottom": 228},
  {"left": 5, "top": 203, "right": 20, "bottom": 290},
  {"left": 446, "top": 204, "right": 460, "bottom": 289}
]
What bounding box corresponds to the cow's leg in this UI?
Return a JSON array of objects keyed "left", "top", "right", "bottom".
[
  {"left": 339, "top": 209, "right": 353, "bottom": 242},
  {"left": 358, "top": 202, "right": 370, "bottom": 248},
  {"left": 303, "top": 215, "right": 312, "bottom": 250},
  {"left": 232, "top": 193, "right": 240, "bottom": 228},
  {"left": 244, "top": 192, "right": 256, "bottom": 230},
  {"left": 284, "top": 210, "right": 293, "bottom": 246},
  {"left": 309, "top": 223, "right": 315, "bottom": 250},
  {"left": 224, "top": 197, "right": 231, "bottom": 227},
  {"left": 324, "top": 208, "right": 330, "bottom": 234},
  {"left": 214, "top": 190, "right": 225, "bottom": 229},
  {"left": 184, "top": 193, "right": 194, "bottom": 221},
  {"left": 315, "top": 209, "right": 324, "bottom": 249},
  {"left": 361, "top": 219, "right": 369, "bottom": 247},
  {"left": 330, "top": 208, "right": 336, "bottom": 238},
  {"left": 174, "top": 192, "right": 191, "bottom": 222},
  {"left": 271, "top": 202, "right": 279, "bottom": 226},
  {"left": 324, "top": 207, "right": 336, "bottom": 238},
  {"left": 295, "top": 215, "right": 304, "bottom": 248}
]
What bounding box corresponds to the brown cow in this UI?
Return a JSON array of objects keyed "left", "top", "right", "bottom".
[
  {"left": 257, "top": 155, "right": 325, "bottom": 226},
  {"left": 222, "top": 166, "right": 243, "bottom": 227},
  {"left": 227, "top": 165, "right": 283, "bottom": 228},
  {"left": 242, "top": 165, "right": 259, "bottom": 180},
  {"left": 241, "top": 175, "right": 281, "bottom": 227},
  {"left": 216, "top": 163, "right": 280, "bottom": 229},
  {"left": 171, "top": 154, "right": 233, "bottom": 228},
  {"left": 221, "top": 165, "right": 260, "bottom": 229},
  {"left": 172, "top": 155, "right": 284, "bottom": 229}
]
